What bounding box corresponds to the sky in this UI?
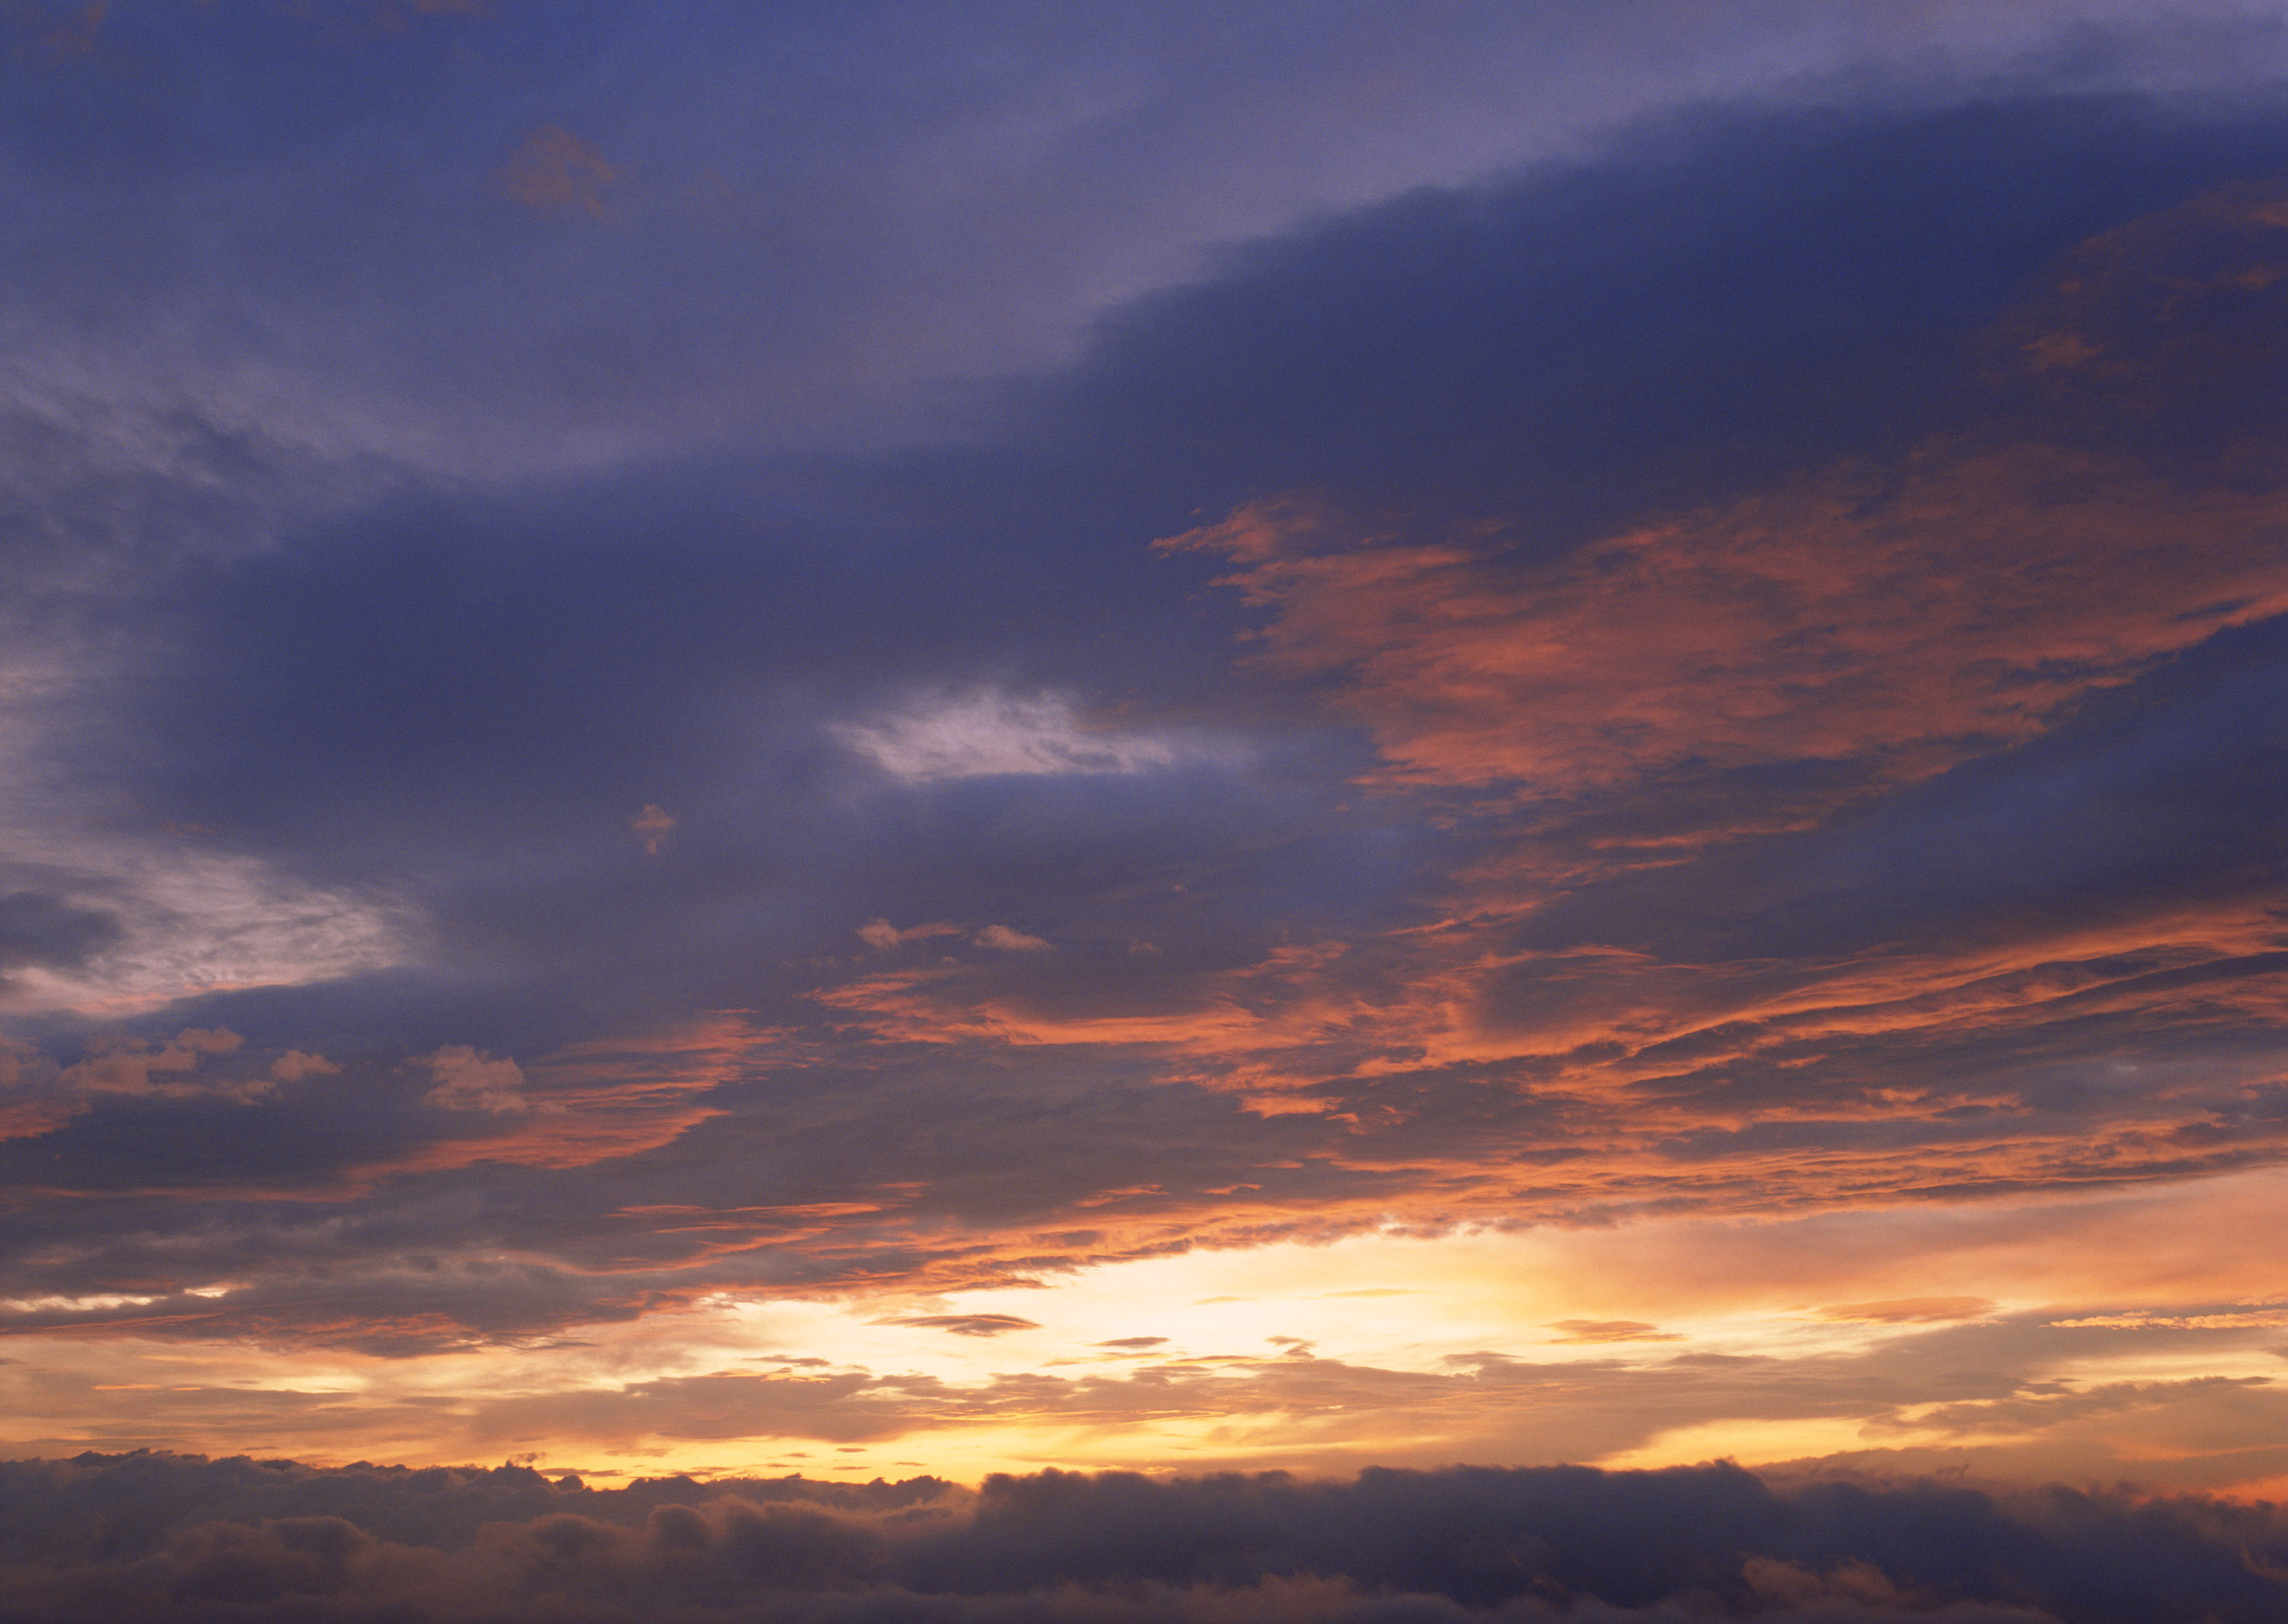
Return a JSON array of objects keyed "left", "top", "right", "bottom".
[{"left": 3, "top": 1, "right": 2288, "bottom": 1617}]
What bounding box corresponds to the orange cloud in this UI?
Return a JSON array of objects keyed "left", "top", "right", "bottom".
[
  {"left": 54, "top": 1028, "right": 258, "bottom": 1101},
  {"left": 1158, "top": 450, "right": 2286, "bottom": 801},
  {"left": 1542, "top": 1319, "right": 1683, "bottom": 1344},
  {"left": 782, "top": 862, "right": 2288, "bottom": 1255},
  {"left": 1158, "top": 182, "right": 2288, "bottom": 820},
  {"left": 360, "top": 1021, "right": 746, "bottom": 1179},
  {"left": 2047, "top": 1309, "right": 2288, "bottom": 1330},
  {"left": 268, "top": 1049, "right": 341, "bottom": 1083}
]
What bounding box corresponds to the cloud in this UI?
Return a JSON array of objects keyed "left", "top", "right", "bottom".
[
  {"left": 52, "top": 1028, "right": 256, "bottom": 1101},
  {"left": 1544, "top": 1320, "right": 1685, "bottom": 1344},
  {"left": 268, "top": 1049, "right": 341, "bottom": 1083},
  {"left": 0, "top": 802, "right": 406, "bottom": 1017},
  {"left": 2048, "top": 1310, "right": 2288, "bottom": 1330},
  {"left": 1159, "top": 408, "right": 2287, "bottom": 813},
  {"left": 420, "top": 1046, "right": 531, "bottom": 1113},
  {"left": 0, "top": 1453, "right": 2281, "bottom": 1621},
  {"left": 974, "top": 925, "right": 1052, "bottom": 953},
  {"left": 885, "top": 1314, "right": 1044, "bottom": 1338},
  {"left": 20, "top": 1186, "right": 2288, "bottom": 1485},
  {"left": 860, "top": 921, "right": 976, "bottom": 951},
  {"left": 1821, "top": 1299, "right": 1996, "bottom": 1325},
  {"left": 832, "top": 692, "right": 1211, "bottom": 783}
]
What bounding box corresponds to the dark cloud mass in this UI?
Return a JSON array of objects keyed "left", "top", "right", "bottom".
[
  {"left": 0, "top": 1455, "right": 2283, "bottom": 1622},
  {"left": 5, "top": 0, "right": 2288, "bottom": 1600}
]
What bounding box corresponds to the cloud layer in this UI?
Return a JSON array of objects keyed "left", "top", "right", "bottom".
[{"left": 4, "top": 1455, "right": 2285, "bottom": 1623}]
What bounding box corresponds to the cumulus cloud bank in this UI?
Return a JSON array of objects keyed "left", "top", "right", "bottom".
[{"left": 3, "top": 1455, "right": 2283, "bottom": 1623}]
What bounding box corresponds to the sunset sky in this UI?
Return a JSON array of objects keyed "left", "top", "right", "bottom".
[{"left": 5, "top": 0, "right": 2288, "bottom": 1587}]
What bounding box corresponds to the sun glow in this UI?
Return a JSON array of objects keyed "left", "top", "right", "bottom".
[{"left": 14, "top": 1172, "right": 2288, "bottom": 1491}]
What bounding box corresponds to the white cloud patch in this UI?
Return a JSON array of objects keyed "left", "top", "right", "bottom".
[
  {"left": 832, "top": 690, "right": 1221, "bottom": 783},
  {"left": 0, "top": 640, "right": 407, "bottom": 1017}
]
